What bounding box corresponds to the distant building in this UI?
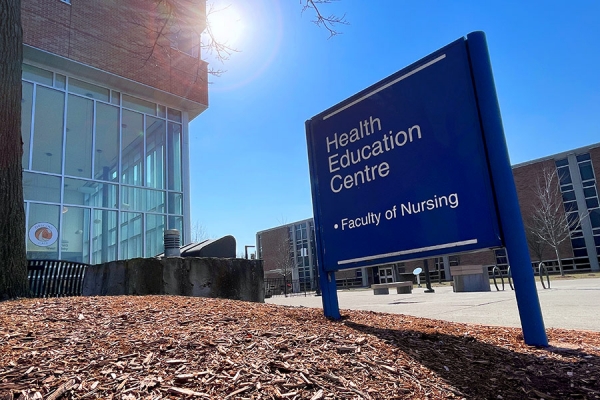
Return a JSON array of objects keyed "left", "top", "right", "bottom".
[
  {"left": 21, "top": 0, "right": 208, "bottom": 263},
  {"left": 256, "top": 219, "right": 321, "bottom": 290},
  {"left": 257, "top": 143, "right": 600, "bottom": 287}
]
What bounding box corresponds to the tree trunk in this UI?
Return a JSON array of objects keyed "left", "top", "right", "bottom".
[
  {"left": 554, "top": 246, "right": 564, "bottom": 277},
  {"left": 0, "top": 0, "right": 28, "bottom": 300}
]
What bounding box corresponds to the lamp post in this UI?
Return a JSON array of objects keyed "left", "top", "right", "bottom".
[{"left": 244, "top": 245, "right": 255, "bottom": 259}]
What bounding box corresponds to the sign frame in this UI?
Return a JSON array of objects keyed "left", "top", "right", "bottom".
[{"left": 305, "top": 31, "right": 548, "bottom": 346}]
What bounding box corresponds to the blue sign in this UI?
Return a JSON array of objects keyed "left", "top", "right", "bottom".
[
  {"left": 306, "top": 32, "right": 547, "bottom": 347},
  {"left": 306, "top": 37, "right": 503, "bottom": 272}
]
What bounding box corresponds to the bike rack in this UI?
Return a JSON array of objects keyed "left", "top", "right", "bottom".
[
  {"left": 491, "top": 266, "right": 505, "bottom": 291},
  {"left": 502, "top": 264, "right": 549, "bottom": 291},
  {"left": 538, "top": 262, "right": 551, "bottom": 289}
]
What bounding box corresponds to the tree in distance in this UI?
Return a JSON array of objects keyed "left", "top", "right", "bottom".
[{"left": 527, "top": 167, "right": 586, "bottom": 276}]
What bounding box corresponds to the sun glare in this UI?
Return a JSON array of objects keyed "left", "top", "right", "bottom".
[{"left": 207, "top": 3, "right": 245, "bottom": 48}]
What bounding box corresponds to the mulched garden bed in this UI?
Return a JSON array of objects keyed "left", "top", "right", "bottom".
[{"left": 1, "top": 296, "right": 599, "bottom": 399}]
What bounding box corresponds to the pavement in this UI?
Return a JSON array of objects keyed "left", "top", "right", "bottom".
[{"left": 265, "top": 277, "right": 600, "bottom": 332}]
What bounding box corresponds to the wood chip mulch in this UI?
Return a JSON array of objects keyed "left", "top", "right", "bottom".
[{"left": 0, "top": 295, "right": 599, "bottom": 399}]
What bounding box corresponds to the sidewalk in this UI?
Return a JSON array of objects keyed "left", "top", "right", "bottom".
[{"left": 265, "top": 277, "right": 600, "bottom": 332}]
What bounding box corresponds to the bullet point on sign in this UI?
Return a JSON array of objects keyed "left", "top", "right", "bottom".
[{"left": 334, "top": 224, "right": 339, "bottom": 229}]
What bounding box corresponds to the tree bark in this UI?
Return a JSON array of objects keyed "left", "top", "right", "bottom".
[
  {"left": 0, "top": 0, "right": 28, "bottom": 300},
  {"left": 554, "top": 247, "right": 564, "bottom": 277}
]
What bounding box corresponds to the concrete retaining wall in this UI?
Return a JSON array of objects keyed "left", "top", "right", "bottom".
[{"left": 82, "top": 257, "right": 264, "bottom": 303}]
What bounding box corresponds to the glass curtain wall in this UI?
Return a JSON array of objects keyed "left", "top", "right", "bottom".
[{"left": 22, "top": 64, "right": 186, "bottom": 264}]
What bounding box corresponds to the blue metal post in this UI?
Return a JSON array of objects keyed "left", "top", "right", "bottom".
[
  {"left": 318, "top": 268, "right": 341, "bottom": 319},
  {"left": 305, "top": 119, "right": 341, "bottom": 320},
  {"left": 467, "top": 31, "right": 548, "bottom": 346}
]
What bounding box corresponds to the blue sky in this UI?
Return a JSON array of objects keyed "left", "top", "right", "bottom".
[{"left": 190, "top": 0, "right": 600, "bottom": 254}]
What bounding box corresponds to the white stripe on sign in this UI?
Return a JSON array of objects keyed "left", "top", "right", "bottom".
[
  {"left": 323, "top": 54, "right": 447, "bottom": 120},
  {"left": 337, "top": 238, "right": 478, "bottom": 265}
]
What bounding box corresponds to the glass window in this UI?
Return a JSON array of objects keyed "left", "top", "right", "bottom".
[
  {"left": 573, "top": 248, "right": 588, "bottom": 258},
  {"left": 167, "top": 122, "right": 182, "bottom": 191},
  {"left": 68, "top": 78, "right": 109, "bottom": 102},
  {"left": 111, "top": 91, "right": 120, "bottom": 106},
  {"left": 23, "top": 172, "right": 61, "bottom": 203},
  {"left": 576, "top": 153, "right": 591, "bottom": 162},
  {"left": 120, "top": 212, "right": 143, "bottom": 260},
  {"left": 566, "top": 211, "right": 579, "bottom": 226},
  {"left": 168, "top": 215, "right": 183, "bottom": 234},
  {"left": 158, "top": 105, "right": 166, "bottom": 118},
  {"left": 22, "top": 64, "right": 53, "bottom": 86},
  {"left": 564, "top": 201, "right": 578, "bottom": 213},
  {"left": 562, "top": 190, "right": 576, "bottom": 202},
  {"left": 26, "top": 203, "right": 60, "bottom": 260},
  {"left": 145, "top": 214, "right": 165, "bottom": 257},
  {"left": 55, "top": 74, "right": 66, "bottom": 89},
  {"left": 590, "top": 209, "right": 600, "bottom": 228},
  {"left": 557, "top": 166, "right": 572, "bottom": 186},
  {"left": 146, "top": 117, "right": 166, "bottom": 189},
  {"left": 123, "top": 94, "right": 156, "bottom": 115},
  {"left": 167, "top": 108, "right": 182, "bottom": 123},
  {"left": 579, "top": 161, "right": 595, "bottom": 182},
  {"left": 555, "top": 158, "right": 568, "bottom": 168},
  {"left": 121, "top": 110, "right": 144, "bottom": 186},
  {"left": 63, "top": 178, "right": 118, "bottom": 208},
  {"left": 121, "top": 186, "right": 165, "bottom": 212},
  {"left": 91, "top": 209, "right": 117, "bottom": 264},
  {"left": 32, "top": 86, "right": 65, "bottom": 174},
  {"left": 21, "top": 82, "right": 34, "bottom": 169},
  {"left": 586, "top": 198, "right": 599, "bottom": 209},
  {"left": 168, "top": 192, "right": 183, "bottom": 214},
  {"left": 65, "top": 94, "right": 94, "bottom": 178},
  {"left": 61, "top": 206, "right": 90, "bottom": 264},
  {"left": 94, "top": 103, "right": 120, "bottom": 181},
  {"left": 571, "top": 237, "right": 586, "bottom": 249},
  {"left": 584, "top": 187, "right": 597, "bottom": 198}
]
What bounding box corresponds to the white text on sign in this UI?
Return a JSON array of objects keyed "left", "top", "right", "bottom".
[
  {"left": 325, "top": 116, "right": 423, "bottom": 193},
  {"left": 334, "top": 193, "right": 459, "bottom": 231}
]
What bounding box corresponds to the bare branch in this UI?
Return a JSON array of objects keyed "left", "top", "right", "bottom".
[
  {"left": 202, "top": 2, "right": 239, "bottom": 64},
  {"left": 301, "top": 0, "right": 349, "bottom": 38},
  {"left": 528, "top": 167, "right": 586, "bottom": 275}
]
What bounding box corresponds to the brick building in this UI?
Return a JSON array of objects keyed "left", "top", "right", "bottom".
[
  {"left": 21, "top": 0, "right": 208, "bottom": 263},
  {"left": 258, "top": 143, "right": 600, "bottom": 288}
]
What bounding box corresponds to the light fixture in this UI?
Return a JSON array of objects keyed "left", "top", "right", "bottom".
[{"left": 62, "top": 207, "right": 68, "bottom": 214}]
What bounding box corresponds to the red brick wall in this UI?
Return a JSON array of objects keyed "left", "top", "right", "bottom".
[
  {"left": 22, "top": 0, "right": 208, "bottom": 106},
  {"left": 258, "top": 227, "right": 290, "bottom": 276},
  {"left": 513, "top": 160, "right": 573, "bottom": 261}
]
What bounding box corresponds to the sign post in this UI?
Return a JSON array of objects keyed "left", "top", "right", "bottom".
[
  {"left": 306, "top": 31, "right": 547, "bottom": 346},
  {"left": 467, "top": 32, "right": 547, "bottom": 346}
]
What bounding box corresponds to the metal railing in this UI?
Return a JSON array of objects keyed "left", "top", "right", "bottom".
[{"left": 28, "top": 259, "right": 88, "bottom": 297}]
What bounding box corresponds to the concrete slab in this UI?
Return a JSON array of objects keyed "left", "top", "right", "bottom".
[{"left": 266, "top": 278, "right": 600, "bottom": 332}]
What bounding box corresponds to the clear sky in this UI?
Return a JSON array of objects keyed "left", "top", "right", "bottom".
[{"left": 189, "top": 0, "right": 600, "bottom": 255}]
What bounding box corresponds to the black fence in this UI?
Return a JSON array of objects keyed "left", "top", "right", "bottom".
[
  {"left": 264, "top": 277, "right": 319, "bottom": 298},
  {"left": 27, "top": 259, "right": 88, "bottom": 297}
]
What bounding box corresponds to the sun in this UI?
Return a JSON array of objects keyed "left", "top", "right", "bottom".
[{"left": 206, "top": 2, "right": 245, "bottom": 48}]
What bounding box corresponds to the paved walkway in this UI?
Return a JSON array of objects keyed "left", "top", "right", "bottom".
[{"left": 265, "top": 278, "right": 600, "bottom": 332}]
